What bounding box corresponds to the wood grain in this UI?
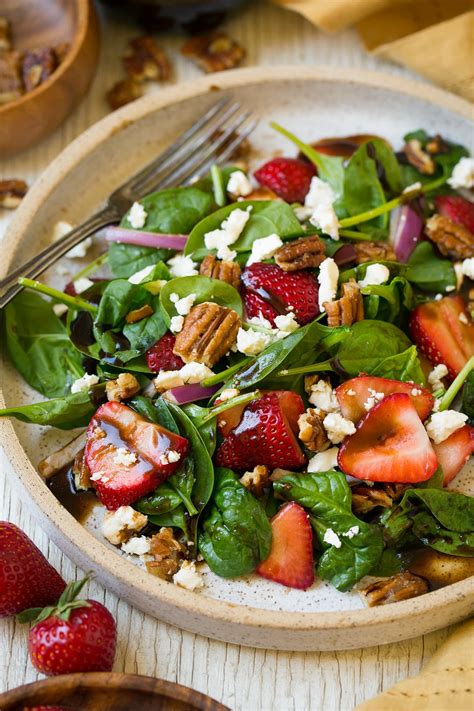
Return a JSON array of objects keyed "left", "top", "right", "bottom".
[{"left": 0, "top": 3, "right": 457, "bottom": 708}]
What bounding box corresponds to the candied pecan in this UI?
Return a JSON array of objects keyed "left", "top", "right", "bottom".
[
  {"left": 353, "top": 241, "right": 396, "bottom": 264},
  {"left": 181, "top": 32, "right": 245, "bottom": 73},
  {"left": 106, "top": 78, "right": 142, "bottom": 110},
  {"left": 360, "top": 572, "right": 429, "bottom": 606},
  {"left": 72, "top": 449, "right": 92, "bottom": 491},
  {"left": 147, "top": 527, "right": 186, "bottom": 581},
  {"left": 325, "top": 279, "right": 364, "bottom": 328},
  {"left": 351, "top": 483, "right": 407, "bottom": 515},
  {"left": 403, "top": 139, "right": 435, "bottom": 175},
  {"left": 274, "top": 236, "right": 326, "bottom": 272},
  {"left": 245, "top": 186, "right": 277, "bottom": 201},
  {"left": 425, "top": 134, "right": 449, "bottom": 155},
  {"left": 199, "top": 254, "right": 241, "bottom": 289},
  {"left": 0, "top": 50, "right": 22, "bottom": 104},
  {"left": 22, "top": 48, "right": 58, "bottom": 92},
  {"left": 240, "top": 465, "right": 270, "bottom": 497},
  {"left": 297, "top": 408, "right": 329, "bottom": 452},
  {"left": 173, "top": 301, "right": 240, "bottom": 367},
  {"left": 0, "top": 16, "right": 11, "bottom": 51},
  {"left": 123, "top": 36, "right": 171, "bottom": 82},
  {"left": 425, "top": 214, "right": 474, "bottom": 260},
  {"left": 125, "top": 304, "right": 154, "bottom": 323},
  {"left": 0, "top": 179, "right": 28, "bottom": 209},
  {"left": 106, "top": 373, "right": 141, "bottom": 402}
]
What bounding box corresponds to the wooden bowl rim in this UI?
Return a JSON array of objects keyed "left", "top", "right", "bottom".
[
  {"left": 0, "top": 0, "right": 92, "bottom": 116},
  {"left": 0, "top": 671, "right": 229, "bottom": 709},
  {"left": 1, "top": 66, "right": 473, "bottom": 643}
]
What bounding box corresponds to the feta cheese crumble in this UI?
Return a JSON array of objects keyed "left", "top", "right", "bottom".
[
  {"left": 53, "top": 220, "right": 74, "bottom": 242},
  {"left": 317, "top": 257, "right": 339, "bottom": 311},
  {"left": 70, "top": 373, "right": 99, "bottom": 394},
  {"left": 447, "top": 157, "right": 474, "bottom": 189},
  {"left": 247, "top": 233, "right": 283, "bottom": 265},
  {"left": 323, "top": 412, "right": 356, "bottom": 444},
  {"left": 247, "top": 314, "right": 273, "bottom": 330},
  {"left": 113, "top": 447, "right": 137, "bottom": 466},
  {"left": 128, "top": 264, "right": 155, "bottom": 284},
  {"left": 173, "top": 293, "right": 196, "bottom": 316},
  {"left": 128, "top": 201, "right": 147, "bottom": 229},
  {"left": 307, "top": 447, "right": 339, "bottom": 473},
  {"left": 323, "top": 528, "right": 342, "bottom": 548},
  {"left": 179, "top": 362, "right": 214, "bottom": 383},
  {"left": 154, "top": 370, "right": 185, "bottom": 391},
  {"left": 363, "top": 388, "right": 385, "bottom": 412},
  {"left": 170, "top": 315, "right": 184, "bottom": 333},
  {"left": 53, "top": 303, "right": 68, "bottom": 317},
  {"left": 102, "top": 506, "right": 147, "bottom": 545},
  {"left": 304, "top": 176, "right": 340, "bottom": 240},
  {"left": 274, "top": 312, "right": 299, "bottom": 334},
  {"left": 227, "top": 170, "right": 253, "bottom": 197},
  {"left": 66, "top": 238, "right": 93, "bottom": 259},
  {"left": 173, "top": 560, "right": 204, "bottom": 591},
  {"left": 74, "top": 277, "right": 94, "bottom": 294},
  {"left": 343, "top": 525, "right": 359, "bottom": 539},
  {"left": 121, "top": 536, "right": 151, "bottom": 556},
  {"left": 236, "top": 327, "right": 272, "bottom": 356},
  {"left": 402, "top": 181, "right": 422, "bottom": 193},
  {"left": 160, "top": 449, "right": 181, "bottom": 465},
  {"left": 426, "top": 410, "right": 468, "bottom": 444},
  {"left": 204, "top": 207, "right": 251, "bottom": 261},
  {"left": 167, "top": 254, "right": 198, "bottom": 277},
  {"left": 462, "top": 258, "right": 474, "bottom": 280},
  {"left": 428, "top": 364, "right": 448, "bottom": 392},
  {"left": 308, "top": 380, "right": 339, "bottom": 412},
  {"left": 358, "top": 263, "right": 390, "bottom": 288}
]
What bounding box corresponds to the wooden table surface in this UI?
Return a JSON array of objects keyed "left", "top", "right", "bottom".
[{"left": 0, "top": 2, "right": 458, "bottom": 709}]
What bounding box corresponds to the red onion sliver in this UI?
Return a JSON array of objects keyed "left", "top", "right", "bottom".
[
  {"left": 166, "top": 383, "right": 220, "bottom": 405},
  {"left": 389, "top": 204, "right": 423, "bottom": 263},
  {"left": 333, "top": 243, "right": 357, "bottom": 267},
  {"left": 105, "top": 227, "right": 188, "bottom": 251}
]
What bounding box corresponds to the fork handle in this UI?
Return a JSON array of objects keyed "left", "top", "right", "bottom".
[{"left": 0, "top": 206, "right": 118, "bottom": 309}]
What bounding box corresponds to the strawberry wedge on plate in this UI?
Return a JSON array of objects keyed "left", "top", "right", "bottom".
[{"left": 433, "top": 424, "right": 474, "bottom": 486}]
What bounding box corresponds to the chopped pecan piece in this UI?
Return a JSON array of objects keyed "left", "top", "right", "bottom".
[
  {"left": 274, "top": 236, "right": 326, "bottom": 272},
  {"left": 123, "top": 36, "right": 171, "bottom": 82},
  {"left": 425, "top": 214, "right": 474, "bottom": 260},
  {"left": 325, "top": 279, "right": 364, "bottom": 327},
  {"left": 72, "top": 448, "right": 92, "bottom": 491},
  {"left": 125, "top": 304, "right": 154, "bottom": 323},
  {"left": 403, "top": 139, "right": 435, "bottom": 175},
  {"left": 173, "top": 301, "right": 240, "bottom": 367},
  {"left": 245, "top": 186, "right": 277, "bottom": 201},
  {"left": 360, "top": 572, "right": 429, "bottom": 606},
  {"left": 106, "top": 373, "right": 141, "bottom": 402},
  {"left": 22, "top": 48, "right": 58, "bottom": 92},
  {"left": 199, "top": 254, "right": 241, "bottom": 289},
  {"left": 0, "top": 50, "right": 22, "bottom": 104},
  {"left": 0, "top": 179, "right": 28, "bottom": 209},
  {"left": 240, "top": 465, "right": 270, "bottom": 497},
  {"left": 425, "top": 134, "right": 449, "bottom": 155},
  {"left": 146, "top": 527, "right": 186, "bottom": 581},
  {"left": 351, "top": 483, "right": 407, "bottom": 515},
  {"left": 0, "top": 16, "right": 11, "bottom": 51},
  {"left": 181, "top": 32, "right": 245, "bottom": 73},
  {"left": 297, "top": 408, "right": 329, "bottom": 452},
  {"left": 353, "top": 241, "right": 396, "bottom": 264},
  {"left": 106, "top": 78, "right": 143, "bottom": 110}
]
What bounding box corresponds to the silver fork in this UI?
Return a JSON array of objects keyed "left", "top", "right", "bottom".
[{"left": 0, "top": 97, "right": 257, "bottom": 308}]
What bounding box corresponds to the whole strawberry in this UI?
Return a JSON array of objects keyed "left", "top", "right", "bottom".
[
  {"left": 146, "top": 332, "right": 184, "bottom": 373},
  {"left": 18, "top": 578, "right": 117, "bottom": 676},
  {"left": 0, "top": 522, "right": 66, "bottom": 618},
  {"left": 254, "top": 157, "right": 315, "bottom": 203}
]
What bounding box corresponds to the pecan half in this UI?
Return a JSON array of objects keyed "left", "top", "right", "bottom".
[
  {"left": 351, "top": 483, "right": 407, "bottom": 516},
  {"left": 0, "top": 50, "right": 22, "bottom": 104},
  {"left": 106, "top": 373, "right": 141, "bottom": 402},
  {"left": 199, "top": 254, "right": 241, "bottom": 290},
  {"left": 403, "top": 139, "right": 435, "bottom": 175},
  {"left": 0, "top": 16, "right": 11, "bottom": 51},
  {"left": 360, "top": 572, "right": 429, "bottom": 606},
  {"left": 353, "top": 241, "right": 396, "bottom": 264},
  {"left": 297, "top": 408, "right": 329, "bottom": 452},
  {"left": 173, "top": 301, "right": 240, "bottom": 367},
  {"left": 72, "top": 448, "right": 92, "bottom": 491},
  {"left": 181, "top": 32, "right": 245, "bottom": 73},
  {"left": 22, "top": 48, "right": 58, "bottom": 92},
  {"left": 146, "top": 527, "right": 186, "bottom": 581},
  {"left": 274, "top": 235, "right": 326, "bottom": 272},
  {"left": 240, "top": 465, "right": 270, "bottom": 497},
  {"left": 123, "top": 36, "right": 171, "bottom": 82},
  {"left": 245, "top": 187, "right": 278, "bottom": 201},
  {"left": 425, "top": 214, "right": 474, "bottom": 260},
  {"left": 0, "top": 179, "right": 28, "bottom": 209},
  {"left": 106, "top": 78, "right": 142, "bottom": 110},
  {"left": 325, "top": 279, "right": 364, "bottom": 327}
]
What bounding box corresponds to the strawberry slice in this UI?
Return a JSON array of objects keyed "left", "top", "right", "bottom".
[
  {"left": 432, "top": 424, "right": 474, "bottom": 486},
  {"left": 409, "top": 296, "right": 474, "bottom": 380},
  {"left": 435, "top": 195, "right": 474, "bottom": 233},
  {"left": 338, "top": 393, "right": 438, "bottom": 483},
  {"left": 146, "top": 332, "right": 184, "bottom": 373},
  {"left": 216, "top": 390, "right": 306, "bottom": 470},
  {"left": 85, "top": 402, "right": 189, "bottom": 510},
  {"left": 241, "top": 263, "right": 319, "bottom": 326},
  {"left": 257, "top": 502, "right": 314, "bottom": 590},
  {"left": 336, "top": 376, "right": 434, "bottom": 424},
  {"left": 254, "top": 157, "right": 316, "bottom": 203}
]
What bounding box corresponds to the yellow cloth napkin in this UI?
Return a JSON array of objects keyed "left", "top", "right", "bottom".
[
  {"left": 271, "top": 0, "right": 474, "bottom": 100},
  {"left": 354, "top": 619, "right": 474, "bottom": 710}
]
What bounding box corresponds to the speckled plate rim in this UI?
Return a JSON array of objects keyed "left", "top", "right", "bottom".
[{"left": 1, "top": 67, "right": 473, "bottom": 651}]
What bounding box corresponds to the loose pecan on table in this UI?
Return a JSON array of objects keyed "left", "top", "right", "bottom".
[
  {"left": 274, "top": 235, "right": 326, "bottom": 272},
  {"left": 360, "top": 572, "right": 429, "bottom": 606},
  {"left": 146, "top": 527, "right": 187, "bottom": 581},
  {"left": 240, "top": 465, "right": 270, "bottom": 497},
  {"left": 425, "top": 214, "right": 474, "bottom": 260},
  {"left": 123, "top": 36, "right": 171, "bottom": 82},
  {"left": 181, "top": 32, "right": 245, "bottom": 73},
  {"left": 21, "top": 47, "right": 57, "bottom": 92},
  {"left": 402, "top": 139, "right": 435, "bottom": 175},
  {"left": 351, "top": 483, "right": 408, "bottom": 516},
  {"left": 297, "top": 408, "right": 329, "bottom": 452},
  {"left": 353, "top": 241, "right": 396, "bottom": 264},
  {"left": 173, "top": 301, "right": 240, "bottom": 368},
  {"left": 325, "top": 279, "right": 364, "bottom": 328},
  {"left": 106, "top": 78, "right": 143, "bottom": 110},
  {"left": 0, "top": 179, "right": 28, "bottom": 209},
  {"left": 199, "top": 254, "right": 241, "bottom": 290}
]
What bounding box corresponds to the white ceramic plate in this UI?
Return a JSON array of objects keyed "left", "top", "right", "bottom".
[{"left": 1, "top": 67, "right": 473, "bottom": 651}]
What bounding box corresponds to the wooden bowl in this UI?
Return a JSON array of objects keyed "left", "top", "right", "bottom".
[
  {"left": 0, "top": 672, "right": 229, "bottom": 710},
  {"left": 0, "top": 0, "right": 100, "bottom": 156}
]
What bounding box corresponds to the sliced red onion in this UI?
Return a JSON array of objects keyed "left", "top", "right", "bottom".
[
  {"left": 333, "top": 244, "right": 357, "bottom": 267},
  {"left": 166, "top": 383, "right": 220, "bottom": 405},
  {"left": 389, "top": 204, "right": 423, "bottom": 263},
  {"left": 105, "top": 227, "right": 188, "bottom": 251}
]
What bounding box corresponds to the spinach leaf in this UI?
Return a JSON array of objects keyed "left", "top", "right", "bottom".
[
  {"left": 371, "top": 345, "right": 426, "bottom": 385},
  {"left": 334, "top": 320, "right": 414, "bottom": 377},
  {"left": 343, "top": 143, "right": 387, "bottom": 233},
  {"left": 121, "top": 296, "right": 168, "bottom": 362},
  {"left": 461, "top": 371, "right": 474, "bottom": 422},
  {"left": 274, "top": 471, "right": 384, "bottom": 590},
  {"left": 403, "top": 130, "right": 468, "bottom": 179},
  {"left": 185, "top": 200, "right": 302, "bottom": 257},
  {"left": 148, "top": 507, "right": 188, "bottom": 534},
  {"left": 121, "top": 186, "right": 213, "bottom": 234},
  {"left": 405, "top": 242, "right": 456, "bottom": 292},
  {"left": 135, "top": 481, "right": 182, "bottom": 515},
  {"left": 198, "top": 467, "right": 272, "bottom": 577},
  {"left": 95, "top": 280, "right": 149, "bottom": 328},
  {"left": 160, "top": 275, "right": 242, "bottom": 324},
  {"left": 182, "top": 403, "right": 217, "bottom": 456},
  {"left": 108, "top": 243, "right": 172, "bottom": 279},
  {"left": 4, "top": 291, "right": 84, "bottom": 397},
  {"left": 129, "top": 395, "right": 178, "bottom": 432},
  {"left": 360, "top": 276, "right": 414, "bottom": 324},
  {"left": 0, "top": 390, "right": 95, "bottom": 429},
  {"left": 368, "top": 138, "right": 403, "bottom": 194}
]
